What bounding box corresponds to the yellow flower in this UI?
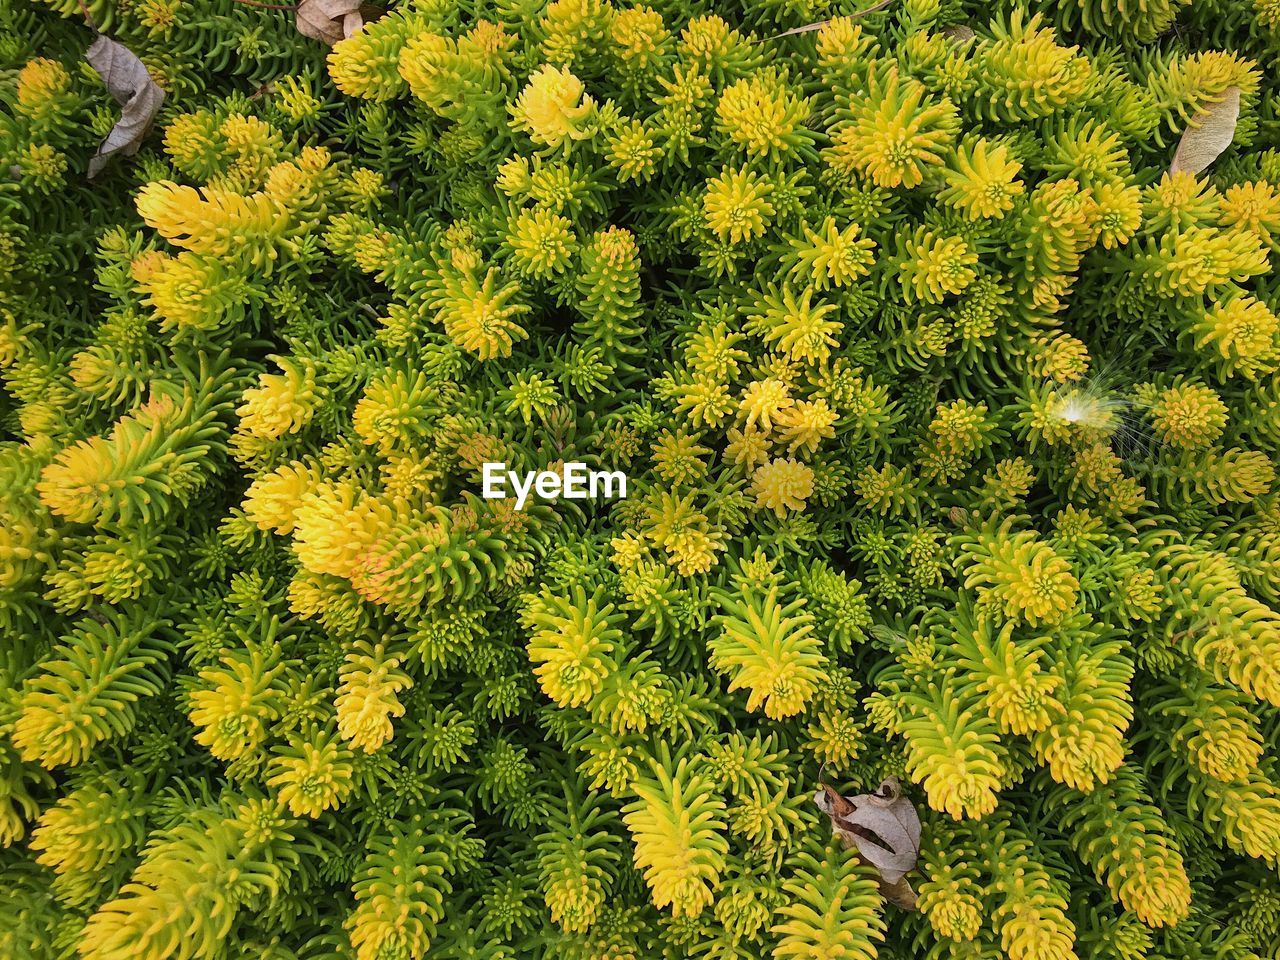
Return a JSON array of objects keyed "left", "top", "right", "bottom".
[
  {"left": 342, "top": 168, "right": 387, "bottom": 209},
  {"left": 381, "top": 454, "right": 441, "bottom": 503},
  {"left": 16, "top": 58, "right": 72, "bottom": 124},
  {"left": 610, "top": 5, "right": 670, "bottom": 68},
  {"left": 433, "top": 266, "right": 530, "bottom": 360},
  {"left": 610, "top": 531, "right": 649, "bottom": 569},
  {"left": 267, "top": 734, "right": 354, "bottom": 818},
  {"left": 1149, "top": 382, "right": 1228, "bottom": 449},
  {"left": 189, "top": 647, "right": 283, "bottom": 761},
  {"left": 710, "top": 587, "right": 824, "bottom": 720},
  {"left": 703, "top": 166, "right": 775, "bottom": 244},
  {"left": 1195, "top": 295, "right": 1279, "bottom": 379},
  {"left": 496, "top": 156, "right": 533, "bottom": 196},
  {"left": 128, "top": 249, "right": 166, "bottom": 287},
  {"left": 666, "top": 373, "right": 735, "bottom": 427},
  {"left": 352, "top": 370, "right": 441, "bottom": 453},
  {"left": 336, "top": 642, "right": 412, "bottom": 753},
  {"left": 292, "top": 481, "right": 394, "bottom": 580},
  {"left": 739, "top": 378, "right": 794, "bottom": 433},
  {"left": 922, "top": 885, "right": 984, "bottom": 941},
  {"left": 1093, "top": 182, "right": 1142, "bottom": 249},
  {"left": 235, "top": 358, "right": 318, "bottom": 441},
  {"left": 326, "top": 12, "right": 420, "bottom": 101},
  {"left": 977, "top": 10, "right": 1093, "bottom": 120},
  {"left": 505, "top": 207, "right": 577, "bottom": 276},
  {"left": 898, "top": 229, "right": 978, "bottom": 303},
  {"left": 17, "top": 143, "right": 66, "bottom": 187},
  {"left": 750, "top": 458, "right": 814, "bottom": 517},
  {"left": 1028, "top": 333, "right": 1088, "bottom": 383},
  {"left": 746, "top": 284, "right": 842, "bottom": 364},
  {"left": 939, "top": 138, "right": 1024, "bottom": 219},
  {"left": 243, "top": 460, "right": 323, "bottom": 534},
  {"left": 806, "top": 710, "right": 863, "bottom": 768},
  {"left": 644, "top": 491, "right": 724, "bottom": 576},
  {"left": 775, "top": 399, "right": 837, "bottom": 456},
  {"left": 784, "top": 217, "right": 876, "bottom": 290},
  {"left": 214, "top": 113, "right": 284, "bottom": 188},
  {"left": 1143, "top": 171, "right": 1220, "bottom": 233},
  {"left": 964, "top": 527, "right": 1079, "bottom": 626},
  {"left": 622, "top": 757, "right": 728, "bottom": 917},
  {"left": 815, "top": 16, "right": 875, "bottom": 67},
  {"left": 724, "top": 424, "right": 772, "bottom": 471},
  {"left": 714, "top": 70, "right": 810, "bottom": 162},
  {"left": 652, "top": 429, "right": 711, "bottom": 485},
  {"left": 0, "top": 311, "right": 28, "bottom": 368},
  {"left": 524, "top": 588, "right": 621, "bottom": 709},
  {"left": 1219, "top": 180, "right": 1280, "bottom": 248},
  {"left": 605, "top": 117, "right": 661, "bottom": 182},
  {"left": 510, "top": 65, "right": 595, "bottom": 149},
  {"left": 135, "top": 180, "right": 288, "bottom": 266},
  {"left": 139, "top": 252, "right": 250, "bottom": 332},
  {"left": 1151, "top": 226, "right": 1269, "bottom": 297},
  {"left": 1188, "top": 713, "right": 1263, "bottom": 785},
  {"left": 929, "top": 398, "right": 993, "bottom": 456},
  {"left": 1259, "top": 0, "right": 1280, "bottom": 30},
  {"left": 685, "top": 321, "right": 749, "bottom": 380},
  {"left": 273, "top": 74, "right": 323, "bottom": 124},
  {"left": 827, "top": 66, "right": 958, "bottom": 189},
  {"left": 678, "top": 14, "right": 749, "bottom": 82}
]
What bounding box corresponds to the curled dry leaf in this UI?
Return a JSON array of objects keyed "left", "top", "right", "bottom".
[
  {"left": 296, "top": 0, "right": 365, "bottom": 45},
  {"left": 764, "top": 0, "right": 897, "bottom": 40},
  {"left": 85, "top": 35, "right": 165, "bottom": 179},
  {"left": 815, "top": 777, "right": 922, "bottom": 910},
  {"left": 1171, "top": 86, "right": 1240, "bottom": 176}
]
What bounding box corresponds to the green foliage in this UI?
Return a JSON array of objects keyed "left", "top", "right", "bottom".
[
  {"left": 12, "top": 609, "right": 171, "bottom": 769},
  {"left": 772, "top": 843, "right": 886, "bottom": 960},
  {"left": 4, "top": 1, "right": 1280, "bottom": 959}
]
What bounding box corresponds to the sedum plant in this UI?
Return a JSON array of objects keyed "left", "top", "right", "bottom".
[{"left": 3, "top": 0, "right": 1280, "bottom": 958}]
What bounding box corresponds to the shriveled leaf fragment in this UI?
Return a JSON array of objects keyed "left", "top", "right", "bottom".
[
  {"left": 86, "top": 35, "right": 165, "bottom": 178},
  {"left": 296, "top": 0, "right": 364, "bottom": 45},
  {"left": 765, "top": 0, "right": 897, "bottom": 40},
  {"left": 939, "top": 24, "right": 975, "bottom": 42},
  {"left": 1171, "top": 87, "right": 1240, "bottom": 176},
  {"left": 815, "top": 778, "right": 922, "bottom": 909}
]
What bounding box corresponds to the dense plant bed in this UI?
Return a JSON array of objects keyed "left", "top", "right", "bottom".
[{"left": 3, "top": 0, "right": 1280, "bottom": 958}]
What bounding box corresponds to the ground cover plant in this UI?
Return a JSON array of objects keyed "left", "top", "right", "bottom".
[{"left": 3, "top": 0, "right": 1280, "bottom": 957}]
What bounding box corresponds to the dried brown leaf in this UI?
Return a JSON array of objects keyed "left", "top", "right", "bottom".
[
  {"left": 939, "top": 24, "right": 975, "bottom": 42},
  {"left": 86, "top": 35, "right": 165, "bottom": 179},
  {"left": 820, "top": 783, "right": 855, "bottom": 819},
  {"left": 296, "top": 0, "right": 363, "bottom": 45},
  {"left": 846, "top": 777, "right": 922, "bottom": 884},
  {"left": 1171, "top": 86, "right": 1240, "bottom": 176},
  {"left": 816, "top": 777, "right": 921, "bottom": 909},
  {"left": 764, "top": 0, "right": 897, "bottom": 40}
]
